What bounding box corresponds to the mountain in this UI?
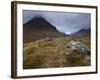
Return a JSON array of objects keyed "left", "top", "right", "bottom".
[
  {"left": 71, "top": 28, "right": 91, "bottom": 36},
  {"left": 23, "top": 16, "right": 66, "bottom": 43}
]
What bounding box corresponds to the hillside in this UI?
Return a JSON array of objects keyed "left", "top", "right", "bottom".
[
  {"left": 71, "top": 28, "right": 91, "bottom": 37},
  {"left": 23, "top": 16, "right": 66, "bottom": 43},
  {"left": 23, "top": 36, "right": 90, "bottom": 69}
]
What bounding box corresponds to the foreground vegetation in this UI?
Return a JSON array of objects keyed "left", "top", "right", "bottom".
[{"left": 23, "top": 36, "right": 90, "bottom": 69}]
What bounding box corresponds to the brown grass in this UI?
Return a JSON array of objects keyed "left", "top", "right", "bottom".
[{"left": 23, "top": 36, "right": 91, "bottom": 69}]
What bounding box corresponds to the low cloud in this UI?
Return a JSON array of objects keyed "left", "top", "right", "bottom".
[{"left": 23, "top": 10, "right": 91, "bottom": 34}]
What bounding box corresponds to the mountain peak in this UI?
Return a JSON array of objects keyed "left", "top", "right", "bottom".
[
  {"left": 24, "top": 16, "right": 47, "bottom": 25},
  {"left": 23, "top": 16, "right": 66, "bottom": 43},
  {"left": 78, "top": 28, "right": 90, "bottom": 32},
  {"left": 71, "top": 28, "right": 90, "bottom": 36},
  {"left": 24, "top": 16, "right": 56, "bottom": 30},
  {"left": 32, "top": 16, "right": 46, "bottom": 21}
]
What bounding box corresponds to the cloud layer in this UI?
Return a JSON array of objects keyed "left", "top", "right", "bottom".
[{"left": 23, "top": 10, "right": 91, "bottom": 34}]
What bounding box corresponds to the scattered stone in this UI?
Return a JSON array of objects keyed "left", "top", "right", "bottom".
[{"left": 66, "top": 40, "right": 90, "bottom": 55}]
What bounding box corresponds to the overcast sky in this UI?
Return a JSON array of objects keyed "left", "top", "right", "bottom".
[{"left": 23, "top": 10, "right": 91, "bottom": 34}]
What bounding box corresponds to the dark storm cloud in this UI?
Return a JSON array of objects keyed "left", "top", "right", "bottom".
[{"left": 23, "top": 10, "right": 91, "bottom": 34}]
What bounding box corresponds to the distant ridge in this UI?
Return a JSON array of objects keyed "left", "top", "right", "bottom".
[
  {"left": 23, "top": 16, "right": 66, "bottom": 43},
  {"left": 71, "top": 28, "right": 91, "bottom": 36}
]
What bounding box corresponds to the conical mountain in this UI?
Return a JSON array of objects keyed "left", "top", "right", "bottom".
[
  {"left": 24, "top": 16, "right": 56, "bottom": 30},
  {"left": 23, "top": 16, "right": 66, "bottom": 43}
]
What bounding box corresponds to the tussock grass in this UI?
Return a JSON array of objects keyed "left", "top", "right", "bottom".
[{"left": 23, "top": 36, "right": 90, "bottom": 69}]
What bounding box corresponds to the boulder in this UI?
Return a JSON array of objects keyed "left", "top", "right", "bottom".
[{"left": 66, "top": 40, "right": 90, "bottom": 55}]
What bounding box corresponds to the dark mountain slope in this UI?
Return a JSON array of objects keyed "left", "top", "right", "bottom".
[
  {"left": 71, "top": 28, "right": 91, "bottom": 36},
  {"left": 23, "top": 16, "right": 66, "bottom": 43}
]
